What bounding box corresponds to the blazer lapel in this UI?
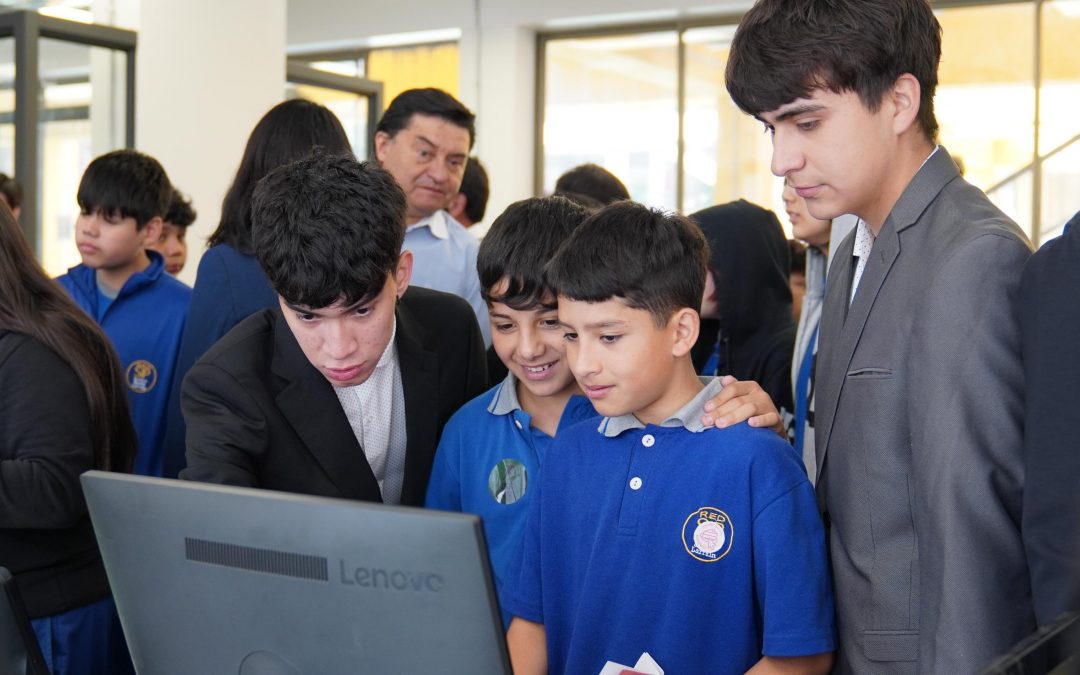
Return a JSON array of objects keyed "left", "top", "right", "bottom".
[
  {"left": 816, "top": 225, "right": 901, "bottom": 477},
  {"left": 270, "top": 309, "right": 381, "bottom": 499},
  {"left": 815, "top": 147, "right": 962, "bottom": 479},
  {"left": 394, "top": 298, "right": 440, "bottom": 506}
]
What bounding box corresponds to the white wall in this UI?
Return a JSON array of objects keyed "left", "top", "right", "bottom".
[
  {"left": 287, "top": 0, "right": 749, "bottom": 232},
  {"left": 136, "top": 0, "right": 286, "bottom": 284}
]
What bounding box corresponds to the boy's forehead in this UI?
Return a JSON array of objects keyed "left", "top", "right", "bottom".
[
  {"left": 556, "top": 295, "right": 640, "bottom": 322},
  {"left": 758, "top": 93, "right": 829, "bottom": 124},
  {"left": 283, "top": 288, "right": 381, "bottom": 314},
  {"left": 488, "top": 298, "right": 557, "bottom": 313}
]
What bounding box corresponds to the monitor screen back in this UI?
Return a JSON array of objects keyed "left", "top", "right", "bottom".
[{"left": 81, "top": 471, "right": 511, "bottom": 675}]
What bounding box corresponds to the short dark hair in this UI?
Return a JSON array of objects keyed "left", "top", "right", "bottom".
[
  {"left": 459, "top": 157, "right": 490, "bottom": 223},
  {"left": 0, "top": 172, "right": 22, "bottom": 210},
  {"left": 725, "top": 0, "right": 942, "bottom": 143},
  {"left": 553, "top": 191, "right": 604, "bottom": 212},
  {"left": 165, "top": 188, "right": 196, "bottom": 228},
  {"left": 545, "top": 201, "right": 708, "bottom": 328},
  {"left": 478, "top": 196, "right": 592, "bottom": 310},
  {"left": 251, "top": 152, "right": 406, "bottom": 310},
  {"left": 77, "top": 149, "right": 171, "bottom": 229},
  {"left": 375, "top": 88, "right": 476, "bottom": 149},
  {"left": 209, "top": 99, "right": 353, "bottom": 253},
  {"left": 554, "top": 164, "right": 630, "bottom": 205}
]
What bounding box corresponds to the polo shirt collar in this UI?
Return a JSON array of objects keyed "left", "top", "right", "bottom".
[
  {"left": 406, "top": 209, "right": 450, "bottom": 240},
  {"left": 598, "top": 376, "right": 720, "bottom": 437},
  {"left": 487, "top": 370, "right": 523, "bottom": 415}
]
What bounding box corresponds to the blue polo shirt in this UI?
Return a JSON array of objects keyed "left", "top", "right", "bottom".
[
  {"left": 503, "top": 378, "right": 835, "bottom": 674},
  {"left": 425, "top": 372, "right": 595, "bottom": 624}
]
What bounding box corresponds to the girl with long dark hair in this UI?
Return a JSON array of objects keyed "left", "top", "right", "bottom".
[{"left": 0, "top": 205, "right": 137, "bottom": 674}]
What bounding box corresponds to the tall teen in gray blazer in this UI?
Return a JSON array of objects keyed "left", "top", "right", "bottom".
[{"left": 726, "top": 0, "right": 1037, "bottom": 671}]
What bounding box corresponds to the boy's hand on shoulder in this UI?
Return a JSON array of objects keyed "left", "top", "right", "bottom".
[{"left": 701, "top": 376, "right": 785, "bottom": 437}]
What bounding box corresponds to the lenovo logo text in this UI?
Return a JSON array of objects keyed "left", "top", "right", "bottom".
[{"left": 338, "top": 560, "right": 445, "bottom": 592}]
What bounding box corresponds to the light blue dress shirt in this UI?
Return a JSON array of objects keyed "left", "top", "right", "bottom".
[{"left": 403, "top": 209, "right": 490, "bottom": 346}]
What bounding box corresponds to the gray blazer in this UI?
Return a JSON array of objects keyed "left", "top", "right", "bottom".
[{"left": 815, "top": 148, "right": 1036, "bottom": 673}]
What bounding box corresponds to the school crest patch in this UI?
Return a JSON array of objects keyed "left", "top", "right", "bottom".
[
  {"left": 682, "top": 507, "right": 734, "bottom": 562},
  {"left": 488, "top": 459, "right": 528, "bottom": 505},
  {"left": 126, "top": 359, "right": 157, "bottom": 393}
]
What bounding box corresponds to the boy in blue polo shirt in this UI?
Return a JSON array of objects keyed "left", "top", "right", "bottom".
[
  {"left": 426, "top": 196, "right": 785, "bottom": 628},
  {"left": 425, "top": 197, "right": 597, "bottom": 624},
  {"left": 503, "top": 201, "right": 834, "bottom": 675},
  {"left": 57, "top": 150, "right": 191, "bottom": 477}
]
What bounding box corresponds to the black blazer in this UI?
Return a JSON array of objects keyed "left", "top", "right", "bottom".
[
  {"left": 179, "top": 287, "right": 487, "bottom": 505},
  {"left": 0, "top": 330, "right": 110, "bottom": 619}
]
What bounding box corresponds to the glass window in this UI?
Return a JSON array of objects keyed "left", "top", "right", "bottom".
[
  {"left": 935, "top": 3, "right": 1036, "bottom": 235},
  {"left": 1039, "top": 0, "right": 1080, "bottom": 242},
  {"left": 285, "top": 83, "right": 371, "bottom": 158},
  {"left": 542, "top": 32, "right": 678, "bottom": 209},
  {"left": 367, "top": 43, "right": 459, "bottom": 103},
  {"left": 0, "top": 37, "right": 14, "bottom": 176},
  {"left": 682, "top": 26, "right": 776, "bottom": 218},
  {"left": 38, "top": 38, "right": 128, "bottom": 276}
]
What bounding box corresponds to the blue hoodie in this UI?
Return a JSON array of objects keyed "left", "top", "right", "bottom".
[{"left": 57, "top": 250, "right": 191, "bottom": 477}]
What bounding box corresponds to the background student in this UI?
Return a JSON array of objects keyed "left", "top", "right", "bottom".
[
  {"left": 56, "top": 150, "right": 191, "bottom": 479},
  {"left": 0, "top": 205, "right": 137, "bottom": 675},
  {"left": 553, "top": 162, "right": 630, "bottom": 205},
  {"left": 782, "top": 180, "right": 857, "bottom": 482},
  {"left": 446, "top": 156, "right": 489, "bottom": 229},
  {"left": 148, "top": 187, "right": 196, "bottom": 277},
  {"left": 692, "top": 199, "right": 795, "bottom": 416}
]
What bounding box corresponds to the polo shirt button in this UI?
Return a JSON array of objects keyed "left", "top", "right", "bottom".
[
  {"left": 641, "top": 434, "right": 655, "bottom": 447},
  {"left": 514, "top": 419, "right": 523, "bottom": 430},
  {"left": 629, "top": 477, "right": 643, "bottom": 490}
]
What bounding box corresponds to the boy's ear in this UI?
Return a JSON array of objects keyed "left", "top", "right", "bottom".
[
  {"left": 670, "top": 307, "right": 700, "bottom": 358},
  {"left": 394, "top": 249, "right": 413, "bottom": 298},
  {"left": 140, "top": 216, "right": 164, "bottom": 247},
  {"left": 889, "top": 73, "right": 922, "bottom": 137}
]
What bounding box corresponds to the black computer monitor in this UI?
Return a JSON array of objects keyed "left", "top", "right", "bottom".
[{"left": 81, "top": 472, "right": 511, "bottom": 675}]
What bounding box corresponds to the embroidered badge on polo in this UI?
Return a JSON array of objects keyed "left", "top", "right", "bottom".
[
  {"left": 488, "top": 459, "right": 528, "bottom": 505},
  {"left": 682, "top": 507, "right": 734, "bottom": 562},
  {"left": 126, "top": 359, "right": 157, "bottom": 393}
]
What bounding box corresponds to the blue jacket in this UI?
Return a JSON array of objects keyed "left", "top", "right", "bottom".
[{"left": 57, "top": 251, "right": 191, "bottom": 477}]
